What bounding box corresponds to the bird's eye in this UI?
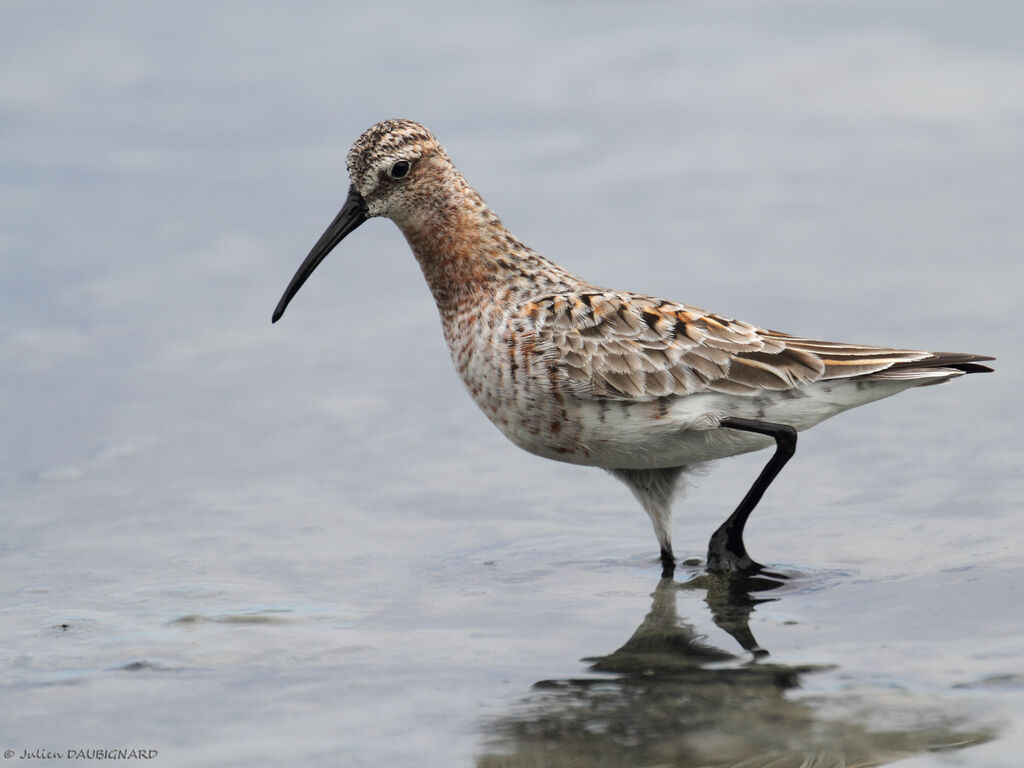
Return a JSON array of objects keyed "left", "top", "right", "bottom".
[{"left": 389, "top": 160, "right": 411, "bottom": 179}]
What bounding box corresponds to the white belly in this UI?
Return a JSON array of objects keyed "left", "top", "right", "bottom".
[{"left": 500, "top": 378, "right": 926, "bottom": 470}]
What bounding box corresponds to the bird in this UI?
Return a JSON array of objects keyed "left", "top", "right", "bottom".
[{"left": 272, "top": 119, "right": 994, "bottom": 577}]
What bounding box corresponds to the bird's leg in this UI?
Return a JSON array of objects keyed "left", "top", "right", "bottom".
[
  {"left": 660, "top": 546, "right": 675, "bottom": 578},
  {"left": 708, "top": 417, "right": 797, "bottom": 575},
  {"left": 606, "top": 466, "right": 686, "bottom": 579}
]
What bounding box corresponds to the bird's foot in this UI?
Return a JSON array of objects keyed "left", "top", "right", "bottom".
[
  {"left": 706, "top": 547, "right": 764, "bottom": 576},
  {"left": 705, "top": 545, "right": 790, "bottom": 584},
  {"left": 707, "top": 523, "right": 760, "bottom": 574}
]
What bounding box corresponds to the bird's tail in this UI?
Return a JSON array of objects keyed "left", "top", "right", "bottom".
[{"left": 856, "top": 352, "right": 994, "bottom": 386}]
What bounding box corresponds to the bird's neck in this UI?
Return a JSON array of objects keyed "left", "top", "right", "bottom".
[{"left": 395, "top": 179, "right": 583, "bottom": 319}]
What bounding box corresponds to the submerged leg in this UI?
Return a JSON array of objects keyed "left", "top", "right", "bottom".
[
  {"left": 708, "top": 417, "right": 797, "bottom": 575},
  {"left": 607, "top": 466, "right": 687, "bottom": 578}
]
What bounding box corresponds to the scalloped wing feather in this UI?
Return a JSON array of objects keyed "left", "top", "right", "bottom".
[{"left": 527, "top": 291, "right": 986, "bottom": 402}]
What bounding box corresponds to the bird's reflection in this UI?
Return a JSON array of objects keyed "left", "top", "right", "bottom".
[{"left": 478, "top": 572, "right": 992, "bottom": 768}]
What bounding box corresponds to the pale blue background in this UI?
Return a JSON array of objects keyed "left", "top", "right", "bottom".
[{"left": 2, "top": 2, "right": 1022, "bottom": 766}]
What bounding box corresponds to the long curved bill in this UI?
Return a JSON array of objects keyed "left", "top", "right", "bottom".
[{"left": 272, "top": 186, "right": 369, "bottom": 323}]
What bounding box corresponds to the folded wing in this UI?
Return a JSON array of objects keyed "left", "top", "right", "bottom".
[{"left": 524, "top": 290, "right": 993, "bottom": 401}]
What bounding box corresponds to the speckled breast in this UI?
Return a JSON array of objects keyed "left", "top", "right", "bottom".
[{"left": 440, "top": 301, "right": 598, "bottom": 464}]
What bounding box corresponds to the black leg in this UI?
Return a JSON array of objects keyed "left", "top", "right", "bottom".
[
  {"left": 660, "top": 546, "right": 675, "bottom": 578},
  {"left": 707, "top": 417, "right": 797, "bottom": 575}
]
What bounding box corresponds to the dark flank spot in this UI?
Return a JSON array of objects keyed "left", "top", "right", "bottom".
[
  {"left": 598, "top": 398, "right": 609, "bottom": 423},
  {"left": 550, "top": 420, "right": 562, "bottom": 434},
  {"left": 780, "top": 389, "right": 806, "bottom": 400},
  {"left": 656, "top": 397, "right": 670, "bottom": 417},
  {"left": 508, "top": 337, "right": 519, "bottom": 376},
  {"left": 673, "top": 319, "right": 688, "bottom": 339},
  {"left": 620, "top": 401, "right": 631, "bottom": 416},
  {"left": 641, "top": 310, "right": 661, "bottom": 331},
  {"left": 856, "top": 380, "right": 868, "bottom": 390}
]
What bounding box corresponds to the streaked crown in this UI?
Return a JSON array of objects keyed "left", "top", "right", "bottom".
[{"left": 346, "top": 119, "right": 448, "bottom": 199}]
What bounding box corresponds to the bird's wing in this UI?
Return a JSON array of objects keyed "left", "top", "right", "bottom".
[{"left": 525, "top": 290, "right": 990, "bottom": 401}]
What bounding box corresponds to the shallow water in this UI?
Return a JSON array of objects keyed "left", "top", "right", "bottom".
[{"left": 2, "top": 2, "right": 1023, "bottom": 766}]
